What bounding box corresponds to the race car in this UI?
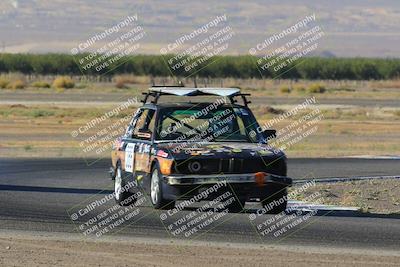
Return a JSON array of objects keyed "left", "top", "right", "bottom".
[{"left": 110, "top": 87, "right": 292, "bottom": 213}]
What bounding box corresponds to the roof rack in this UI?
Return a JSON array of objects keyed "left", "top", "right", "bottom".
[{"left": 141, "top": 87, "right": 251, "bottom": 106}]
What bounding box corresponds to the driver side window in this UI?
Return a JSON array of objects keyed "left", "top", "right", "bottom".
[{"left": 132, "top": 109, "right": 156, "bottom": 140}]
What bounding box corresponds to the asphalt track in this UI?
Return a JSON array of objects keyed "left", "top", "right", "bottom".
[{"left": 0, "top": 158, "right": 399, "bottom": 251}]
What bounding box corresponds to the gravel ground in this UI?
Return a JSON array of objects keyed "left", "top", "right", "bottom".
[{"left": 0, "top": 231, "right": 399, "bottom": 267}]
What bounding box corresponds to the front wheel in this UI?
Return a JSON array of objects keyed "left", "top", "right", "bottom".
[
  {"left": 150, "top": 165, "right": 175, "bottom": 210},
  {"left": 114, "top": 164, "right": 137, "bottom": 206}
]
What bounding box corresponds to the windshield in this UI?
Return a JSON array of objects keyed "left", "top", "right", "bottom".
[{"left": 155, "top": 105, "right": 262, "bottom": 143}]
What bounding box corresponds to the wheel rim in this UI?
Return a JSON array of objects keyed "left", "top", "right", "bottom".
[
  {"left": 150, "top": 170, "right": 159, "bottom": 205},
  {"left": 115, "top": 167, "right": 122, "bottom": 200}
]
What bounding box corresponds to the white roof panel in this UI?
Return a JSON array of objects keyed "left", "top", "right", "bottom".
[
  {"left": 200, "top": 88, "right": 241, "bottom": 96},
  {"left": 149, "top": 87, "right": 240, "bottom": 97}
]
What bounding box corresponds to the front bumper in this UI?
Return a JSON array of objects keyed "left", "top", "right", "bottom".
[{"left": 163, "top": 172, "right": 292, "bottom": 186}]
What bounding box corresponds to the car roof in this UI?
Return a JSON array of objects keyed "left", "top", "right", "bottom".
[
  {"left": 149, "top": 87, "right": 241, "bottom": 97},
  {"left": 141, "top": 87, "right": 252, "bottom": 108},
  {"left": 142, "top": 102, "right": 247, "bottom": 109}
]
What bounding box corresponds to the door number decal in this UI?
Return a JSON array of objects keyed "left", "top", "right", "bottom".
[{"left": 125, "top": 143, "right": 135, "bottom": 173}]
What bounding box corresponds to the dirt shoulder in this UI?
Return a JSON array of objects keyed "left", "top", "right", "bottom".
[
  {"left": 292, "top": 178, "right": 400, "bottom": 214},
  {"left": 0, "top": 231, "right": 399, "bottom": 267}
]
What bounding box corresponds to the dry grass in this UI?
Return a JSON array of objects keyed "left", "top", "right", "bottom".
[
  {"left": 114, "top": 75, "right": 150, "bottom": 88},
  {"left": 0, "top": 74, "right": 27, "bottom": 89},
  {"left": 0, "top": 77, "right": 9, "bottom": 88},
  {"left": 7, "top": 80, "right": 26, "bottom": 89},
  {"left": 53, "top": 76, "right": 75, "bottom": 89},
  {"left": 2, "top": 75, "right": 400, "bottom": 101},
  {"left": 370, "top": 79, "right": 400, "bottom": 89},
  {"left": 277, "top": 83, "right": 327, "bottom": 94},
  {"left": 307, "top": 83, "right": 326, "bottom": 94},
  {"left": 279, "top": 86, "right": 291, "bottom": 93},
  {"left": 31, "top": 81, "right": 51, "bottom": 88}
]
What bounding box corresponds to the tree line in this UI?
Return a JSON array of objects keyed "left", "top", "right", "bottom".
[{"left": 0, "top": 53, "right": 399, "bottom": 80}]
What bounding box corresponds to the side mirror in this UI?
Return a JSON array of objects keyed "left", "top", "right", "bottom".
[
  {"left": 263, "top": 129, "right": 276, "bottom": 140},
  {"left": 136, "top": 128, "right": 152, "bottom": 140}
]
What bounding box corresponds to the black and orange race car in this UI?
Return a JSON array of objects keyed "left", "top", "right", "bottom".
[{"left": 110, "top": 87, "right": 292, "bottom": 213}]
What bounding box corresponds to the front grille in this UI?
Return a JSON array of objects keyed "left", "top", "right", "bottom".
[
  {"left": 173, "top": 157, "right": 286, "bottom": 175},
  {"left": 174, "top": 159, "right": 220, "bottom": 174}
]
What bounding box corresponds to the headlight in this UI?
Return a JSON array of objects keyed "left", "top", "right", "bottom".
[{"left": 188, "top": 161, "right": 201, "bottom": 173}]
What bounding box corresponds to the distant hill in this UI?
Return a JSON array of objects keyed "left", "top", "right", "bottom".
[{"left": 0, "top": 0, "right": 399, "bottom": 57}]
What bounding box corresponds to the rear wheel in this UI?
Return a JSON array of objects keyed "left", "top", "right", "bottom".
[
  {"left": 114, "top": 164, "right": 137, "bottom": 206},
  {"left": 150, "top": 165, "right": 175, "bottom": 210},
  {"left": 261, "top": 185, "right": 288, "bottom": 214}
]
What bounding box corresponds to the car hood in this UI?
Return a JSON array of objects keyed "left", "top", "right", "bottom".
[{"left": 155, "top": 141, "right": 284, "bottom": 160}]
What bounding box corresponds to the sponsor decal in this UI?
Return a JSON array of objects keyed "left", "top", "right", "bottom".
[
  {"left": 258, "top": 150, "right": 272, "bottom": 156},
  {"left": 157, "top": 150, "right": 169, "bottom": 158},
  {"left": 207, "top": 144, "right": 223, "bottom": 149},
  {"left": 137, "top": 132, "right": 151, "bottom": 139}
]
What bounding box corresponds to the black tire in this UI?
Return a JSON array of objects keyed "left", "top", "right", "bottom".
[
  {"left": 225, "top": 197, "right": 246, "bottom": 213},
  {"left": 261, "top": 184, "right": 288, "bottom": 214},
  {"left": 221, "top": 187, "right": 246, "bottom": 213},
  {"left": 114, "top": 164, "right": 137, "bottom": 206},
  {"left": 150, "top": 164, "right": 175, "bottom": 210}
]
